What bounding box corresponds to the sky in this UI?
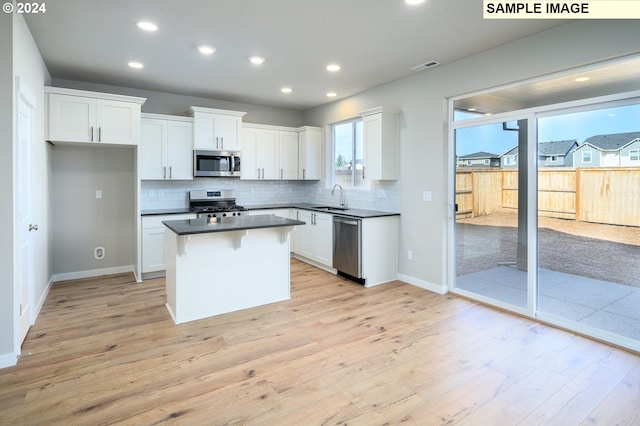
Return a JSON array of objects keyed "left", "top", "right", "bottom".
[{"left": 455, "top": 103, "right": 640, "bottom": 157}]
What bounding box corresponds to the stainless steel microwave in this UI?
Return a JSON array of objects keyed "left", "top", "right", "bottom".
[{"left": 193, "top": 150, "right": 241, "bottom": 177}]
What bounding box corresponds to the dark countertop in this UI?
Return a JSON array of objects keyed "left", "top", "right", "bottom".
[
  {"left": 144, "top": 204, "right": 400, "bottom": 219},
  {"left": 244, "top": 203, "right": 400, "bottom": 219},
  {"left": 163, "top": 214, "right": 305, "bottom": 236}
]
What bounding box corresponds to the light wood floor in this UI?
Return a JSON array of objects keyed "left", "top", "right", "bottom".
[{"left": 1, "top": 260, "right": 639, "bottom": 425}]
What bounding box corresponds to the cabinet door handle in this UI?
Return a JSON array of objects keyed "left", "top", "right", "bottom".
[
  {"left": 99, "top": 127, "right": 102, "bottom": 142},
  {"left": 163, "top": 166, "right": 167, "bottom": 179},
  {"left": 280, "top": 169, "right": 283, "bottom": 179},
  {"left": 169, "top": 166, "right": 172, "bottom": 179},
  {"left": 362, "top": 165, "right": 365, "bottom": 180},
  {"left": 220, "top": 137, "right": 224, "bottom": 149},
  {"left": 303, "top": 169, "right": 306, "bottom": 179},
  {"left": 90, "top": 126, "right": 94, "bottom": 142}
]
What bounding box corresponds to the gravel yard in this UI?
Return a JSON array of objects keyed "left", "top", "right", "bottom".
[{"left": 456, "top": 212, "right": 640, "bottom": 288}]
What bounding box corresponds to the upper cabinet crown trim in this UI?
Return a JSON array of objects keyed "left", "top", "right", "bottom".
[
  {"left": 44, "top": 86, "right": 146, "bottom": 105},
  {"left": 142, "top": 112, "right": 193, "bottom": 122},
  {"left": 358, "top": 106, "right": 400, "bottom": 117},
  {"left": 187, "top": 106, "right": 247, "bottom": 118}
]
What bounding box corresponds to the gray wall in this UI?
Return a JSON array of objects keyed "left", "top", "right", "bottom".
[
  {"left": 304, "top": 20, "right": 640, "bottom": 291},
  {"left": 52, "top": 146, "right": 135, "bottom": 275},
  {"left": 0, "top": 6, "right": 14, "bottom": 361},
  {"left": 52, "top": 79, "right": 304, "bottom": 127}
]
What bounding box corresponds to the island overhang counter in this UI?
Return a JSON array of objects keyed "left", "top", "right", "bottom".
[{"left": 163, "top": 215, "right": 304, "bottom": 324}]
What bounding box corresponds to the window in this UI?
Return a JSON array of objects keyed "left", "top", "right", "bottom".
[
  {"left": 550, "top": 155, "right": 558, "bottom": 162},
  {"left": 483, "top": 159, "right": 490, "bottom": 165},
  {"left": 630, "top": 149, "right": 639, "bottom": 161},
  {"left": 333, "top": 119, "right": 364, "bottom": 188},
  {"left": 504, "top": 156, "right": 516, "bottom": 166},
  {"left": 466, "top": 160, "right": 472, "bottom": 166},
  {"left": 582, "top": 151, "right": 592, "bottom": 163}
]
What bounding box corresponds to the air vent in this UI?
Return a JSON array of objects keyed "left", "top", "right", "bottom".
[{"left": 410, "top": 60, "right": 441, "bottom": 71}]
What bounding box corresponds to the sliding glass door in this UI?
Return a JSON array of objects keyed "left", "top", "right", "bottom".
[
  {"left": 453, "top": 117, "right": 533, "bottom": 311},
  {"left": 450, "top": 89, "right": 640, "bottom": 351},
  {"left": 536, "top": 101, "right": 640, "bottom": 344}
]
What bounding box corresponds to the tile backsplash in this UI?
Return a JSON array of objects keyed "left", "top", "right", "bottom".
[{"left": 140, "top": 179, "right": 400, "bottom": 212}]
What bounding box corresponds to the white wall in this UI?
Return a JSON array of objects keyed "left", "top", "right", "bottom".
[
  {"left": 304, "top": 20, "right": 640, "bottom": 292},
  {"left": 52, "top": 146, "right": 135, "bottom": 276}
]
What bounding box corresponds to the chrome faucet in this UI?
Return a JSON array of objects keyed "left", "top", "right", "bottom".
[{"left": 331, "top": 184, "right": 345, "bottom": 207}]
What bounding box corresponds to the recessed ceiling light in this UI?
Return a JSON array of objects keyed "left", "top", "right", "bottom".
[
  {"left": 198, "top": 45, "right": 215, "bottom": 55},
  {"left": 405, "top": 0, "right": 426, "bottom": 4},
  {"left": 327, "top": 92, "right": 337, "bottom": 98},
  {"left": 136, "top": 21, "right": 158, "bottom": 32},
  {"left": 467, "top": 107, "right": 477, "bottom": 112},
  {"left": 575, "top": 77, "right": 590, "bottom": 82},
  {"left": 281, "top": 87, "right": 292, "bottom": 94},
  {"left": 326, "top": 64, "right": 341, "bottom": 72},
  {"left": 249, "top": 56, "right": 265, "bottom": 65},
  {"left": 128, "top": 61, "right": 144, "bottom": 69}
]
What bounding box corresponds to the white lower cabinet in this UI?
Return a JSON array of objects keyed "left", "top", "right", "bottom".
[
  {"left": 141, "top": 214, "right": 196, "bottom": 274},
  {"left": 293, "top": 209, "right": 332, "bottom": 267},
  {"left": 361, "top": 216, "right": 399, "bottom": 287}
]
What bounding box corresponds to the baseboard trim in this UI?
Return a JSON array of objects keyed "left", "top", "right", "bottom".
[
  {"left": 52, "top": 265, "right": 136, "bottom": 283},
  {"left": 0, "top": 351, "right": 17, "bottom": 369},
  {"left": 34, "top": 276, "right": 53, "bottom": 320},
  {"left": 397, "top": 273, "right": 448, "bottom": 295}
]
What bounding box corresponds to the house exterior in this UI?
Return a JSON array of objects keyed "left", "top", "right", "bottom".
[
  {"left": 501, "top": 146, "right": 519, "bottom": 168},
  {"left": 573, "top": 131, "right": 640, "bottom": 167},
  {"left": 538, "top": 139, "right": 578, "bottom": 167},
  {"left": 501, "top": 140, "right": 578, "bottom": 168},
  {"left": 457, "top": 151, "right": 501, "bottom": 168}
]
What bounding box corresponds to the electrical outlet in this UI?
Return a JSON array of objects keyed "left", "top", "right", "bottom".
[
  {"left": 422, "top": 191, "right": 432, "bottom": 202},
  {"left": 408, "top": 250, "right": 413, "bottom": 260}
]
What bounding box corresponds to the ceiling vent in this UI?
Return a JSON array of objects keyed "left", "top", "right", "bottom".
[{"left": 410, "top": 60, "right": 441, "bottom": 71}]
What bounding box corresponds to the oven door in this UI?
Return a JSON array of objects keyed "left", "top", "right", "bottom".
[{"left": 194, "top": 150, "right": 237, "bottom": 177}]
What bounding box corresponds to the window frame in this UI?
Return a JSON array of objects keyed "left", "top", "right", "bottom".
[
  {"left": 582, "top": 151, "right": 593, "bottom": 163},
  {"left": 331, "top": 118, "right": 364, "bottom": 189},
  {"left": 630, "top": 149, "right": 639, "bottom": 161}
]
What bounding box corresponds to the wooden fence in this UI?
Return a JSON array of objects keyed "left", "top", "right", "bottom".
[{"left": 456, "top": 167, "right": 640, "bottom": 227}]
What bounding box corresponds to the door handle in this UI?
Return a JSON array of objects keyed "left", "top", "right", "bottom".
[
  {"left": 29, "top": 224, "right": 38, "bottom": 231},
  {"left": 90, "top": 126, "right": 94, "bottom": 142}
]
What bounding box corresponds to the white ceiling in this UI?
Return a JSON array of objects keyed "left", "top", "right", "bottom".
[{"left": 24, "top": 0, "right": 568, "bottom": 111}]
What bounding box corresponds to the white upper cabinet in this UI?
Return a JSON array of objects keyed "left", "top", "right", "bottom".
[
  {"left": 279, "top": 130, "right": 299, "bottom": 180},
  {"left": 359, "top": 107, "right": 399, "bottom": 180},
  {"left": 188, "top": 106, "right": 246, "bottom": 151},
  {"left": 298, "top": 126, "right": 321, "bottom": 180},
  {"left": 140, "top": 114, "right": 193, "bottom": 180},
  {"left": 46, "top": 87, "right": 145, "bottom": 145},
  {"left": 241, "top": 124, "right": 321, "bottom": 180},
  {"left": 242, "top": 124, "right": 299, "bottom": 180}
]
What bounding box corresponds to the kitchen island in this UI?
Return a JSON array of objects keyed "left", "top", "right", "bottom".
[{"left": 163, "top": 214, "right": 304, "bottom": 324}]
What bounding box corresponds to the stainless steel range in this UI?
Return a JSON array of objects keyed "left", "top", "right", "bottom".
[{"left": 188, "top": 189, "right": 247, "bottom": 220}]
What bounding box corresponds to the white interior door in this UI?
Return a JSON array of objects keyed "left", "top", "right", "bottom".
[{"left": 16, "top": 78, "right": 36, "bottom": 346}]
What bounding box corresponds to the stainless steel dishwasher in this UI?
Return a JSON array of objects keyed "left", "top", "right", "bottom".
[{"left": 333, "top": 215, "right": 364, "bottom": 284}]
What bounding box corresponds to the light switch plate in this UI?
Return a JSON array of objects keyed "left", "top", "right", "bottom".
[
  {"left": 423, "top": 191, "right": 432, "bottom": 202},
  {"left": 96, "top": 190, "right": 102, "bottom": 199}
]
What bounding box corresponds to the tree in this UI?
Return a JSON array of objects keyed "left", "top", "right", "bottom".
[{"left": 336, "top": 154, "right": 346, "bottom": 168}]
